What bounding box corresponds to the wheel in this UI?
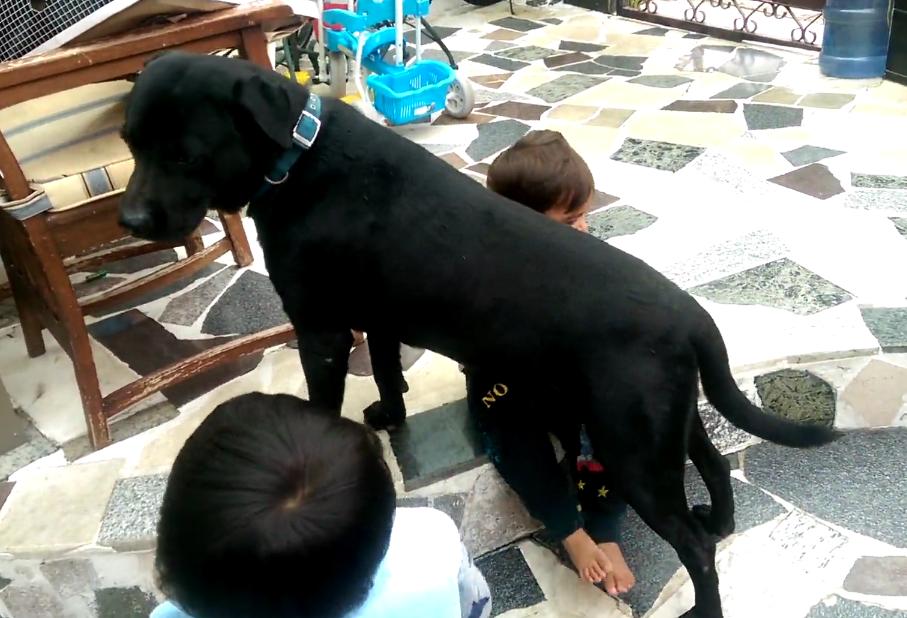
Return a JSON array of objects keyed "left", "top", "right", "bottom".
[
  {"left": 445, "top": 75, "right": 475, "bottom": 119},
  {"left": 462, "top": 0, "right": 501, "bottom": 5},
  {"left": 328, "top": 51, "right": 347, "bottom": 98}
]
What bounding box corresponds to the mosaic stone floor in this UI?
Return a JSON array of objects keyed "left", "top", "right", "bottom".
[{"left": 1, "top": 1, "right": 907, "bottom": 617}]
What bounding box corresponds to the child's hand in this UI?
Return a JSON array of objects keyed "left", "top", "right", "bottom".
[{"left": 562, "top": 528, "right": 614, "bottom": 584}]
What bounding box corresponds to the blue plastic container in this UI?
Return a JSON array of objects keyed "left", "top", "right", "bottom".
[
  {"left": 820, "top": 0, "right": 893, "bottom": 78},
  {"left": 367, "top": 60, "right": 455, "bottom": 125}
]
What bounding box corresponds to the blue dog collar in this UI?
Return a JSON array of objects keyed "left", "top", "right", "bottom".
[{"left": 259, "top": 93, "right": 323, "bottom": 192}]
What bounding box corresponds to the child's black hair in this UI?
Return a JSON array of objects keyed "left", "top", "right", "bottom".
[{"left": 155, "top": 392, "right": 396, "bottom": 618}]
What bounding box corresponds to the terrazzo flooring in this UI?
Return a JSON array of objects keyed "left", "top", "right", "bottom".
[{"left": 1, "top": 1, "right": 907, "bottom": 617}]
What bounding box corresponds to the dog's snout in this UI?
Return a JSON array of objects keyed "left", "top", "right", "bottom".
[{"left": 118, "top": 207, "right": 153, "bottom": 236}]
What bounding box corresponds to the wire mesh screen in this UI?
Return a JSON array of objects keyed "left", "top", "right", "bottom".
[{"left": 0, "top": 0, "right": 119, "bottom": 61}]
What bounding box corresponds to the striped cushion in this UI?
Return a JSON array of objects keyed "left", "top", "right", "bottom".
[{"left": 0, "top": 80, "right": 133, "bottom": 217}]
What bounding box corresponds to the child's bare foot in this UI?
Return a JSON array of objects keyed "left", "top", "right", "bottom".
[
  {"left": 598, "top": 542, "right": 635, "bottom": 596},
  {"left": 562, "top": 529, "right": 613, "bottom": 584}
]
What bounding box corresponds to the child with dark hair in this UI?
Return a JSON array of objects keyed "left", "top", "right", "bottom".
[
  {"left": 151, "top": 392, "right": 491, "bottom": 618},
  {"left": 465, "top": 130, "right": 635, "bottom": 596}
]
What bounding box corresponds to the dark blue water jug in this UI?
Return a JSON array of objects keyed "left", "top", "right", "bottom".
[{"left": 820, "top": 0, "right": 892, "bottom": 78}]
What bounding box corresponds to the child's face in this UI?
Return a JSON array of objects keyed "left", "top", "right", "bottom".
[{"left": 545, "top": 195, "right": 592, "bottom": 233}]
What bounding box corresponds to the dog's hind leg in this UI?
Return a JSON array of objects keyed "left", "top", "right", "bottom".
[
  {"left": 363, "top": 334, "right": 408, "bottom": 430},
  {"left": 296, "top": 329, "right": 353, "bottom": 413},
  {"left": 584, "top": 379, "right": 723, "bottom": 617},
  {"left": 689, "top": 412, "right": 735, "bottom": 540}
]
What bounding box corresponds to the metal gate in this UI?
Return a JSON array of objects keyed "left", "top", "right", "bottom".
[{"left": 616, "top": 0, "right": 825, "bottom": 50}]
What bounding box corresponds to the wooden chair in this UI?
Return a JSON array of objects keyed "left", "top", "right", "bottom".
[{"left": 0, "top": 1, "right": 302, "bottom": 450}]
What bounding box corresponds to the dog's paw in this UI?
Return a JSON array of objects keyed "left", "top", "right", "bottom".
[
  {"left": 691, "top": 504, "right": 735, "bottom": 539},
  {"left": 363, "top": 400, "right": 406, "bottom": 431}
]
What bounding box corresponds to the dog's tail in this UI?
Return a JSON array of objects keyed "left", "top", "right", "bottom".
[{"left": 692, "top": 313, "right": 839, "bottom": 448}]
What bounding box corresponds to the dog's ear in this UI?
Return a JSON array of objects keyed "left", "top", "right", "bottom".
[{"left": 234, "top": 71, "right": 303, "bottom": 149}]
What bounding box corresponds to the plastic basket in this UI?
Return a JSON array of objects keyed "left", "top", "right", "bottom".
[{"left": 367, "top": 60, "right": 456, "bottom": 125}]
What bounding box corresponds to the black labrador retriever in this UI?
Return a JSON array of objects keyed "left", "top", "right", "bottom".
[{"left": 119, "top": 52, "right": 836, "bottom": 617}]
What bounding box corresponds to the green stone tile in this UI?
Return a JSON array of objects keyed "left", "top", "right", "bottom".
[
  {"left": 526, "top": 74, "right": 606, "bottom": 103},
  {"left": 754, "top": 369, "right": 836, "bottom": 427},
  {"left": 587, "top": 206, "right": 657, "bottom": 240},
  {"left": 689, "top": 258, "right": 852, "bottom": 315},
  {"left": 610, "top": 137, "right": 704, "bottom": 172},
  {"left": 860, "top": 306, "right": 907, "bottom": 351},
  {"left": 494, "top": 45, "right": 558, "bottom": 62},
  {"left": 852, "top": 174, "right": 907, "bottom": 190}
]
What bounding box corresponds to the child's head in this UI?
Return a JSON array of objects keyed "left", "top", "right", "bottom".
[
  {"left": 155, "top": 393, "right": 396, "bottom": 618},
  {"left": 487, "top": 130, "right": 595, "bottom": 232}
]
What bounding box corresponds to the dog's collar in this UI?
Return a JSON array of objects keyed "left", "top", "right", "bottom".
[{"left": 255, "top": 93, "right": 322, "bottom": 197}]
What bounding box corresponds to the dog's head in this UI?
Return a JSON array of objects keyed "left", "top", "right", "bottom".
[{"left": 118, "top": 52, "right": 308, "bottom": 241}]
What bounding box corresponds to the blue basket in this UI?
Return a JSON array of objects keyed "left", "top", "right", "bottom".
[{"left": 367, "top": 60, "right": 456, "bottom": 125}]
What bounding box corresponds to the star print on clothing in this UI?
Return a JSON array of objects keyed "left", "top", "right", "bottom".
[
  {"left": 598, "top": 486, "right": 609, "bottom": 498},
  {"left": 577, "top": 480, "right": 586, "bottom": 491}
]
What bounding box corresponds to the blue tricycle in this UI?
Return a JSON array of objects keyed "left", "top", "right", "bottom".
[{"left": 317, "top": 0, "right": 475, "bottom": 125}]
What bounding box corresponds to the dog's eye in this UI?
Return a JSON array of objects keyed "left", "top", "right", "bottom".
[{"left": 173, "top": 154, "right": 201, "bottom": 168}]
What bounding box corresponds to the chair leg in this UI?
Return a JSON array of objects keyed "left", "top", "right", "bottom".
[
  {"left": 219, "top": 212, "right": 254, "bottom": 268},
  {"left": 6, "top": 215, "right": 110, "bottom": 448},
  {"left": 184, "top": 229, "right": 205, "bottom": 256},
  {"left": 0, "top": 218, "right": 46, "bottom": 357}
]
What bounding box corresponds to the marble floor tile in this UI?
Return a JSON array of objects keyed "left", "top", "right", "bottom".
[
  {"left": 461, "top": 468, "right": 540, "bottom": 557},
  {"left": 433, "top": 112, "right": 495, "bottom": 126},
  {"left": 751, "top": 86, "right": 801, "bottom": 104},
  {"left": 388, "top": 398, "right": 486, "bottom": 491},
  {"left": 660, "top": 229, "right": 789, "bottom": 290},
  {"left": 470, "top": 54, "right": 529, "bottom": 72},
  {"left": 485, "top": 41, "right": 515, "bottom": 52},
  {"left": 628, "top": 74, "right": 692, "bottom": 88},
  {"left": 159, "top": 266, "right": 237, "bottom": 326},
  {"left": 90, "top": 309, "right": 264, "bottom": 407},
  {"left": 0, "top": 423, "right": 57, "bottom": 481},
  {"left": 347, "top": 341, "right": 425, "bottom": 377},
  {"left": 546, "top": 104, "right": 598, "bottom": 121},
  {"left": 0, "top": 297, "right": 18, "bottom": 330},
  {"left": 97, "top": 474, "right": 167, "bottom": 551},
  {"left": 624, "top": 110, "right": 744, "bottom": 148},
  {"left": 768, "top": 163, "right": 845, "bottom": 200},
  {"left": 490, "top": 17, "right": 545, "bottom": 32},
  {"left": 404, "top": 25, "right": 459, "bottom": 43},
  {"left": 843, "top": 556, "right": 907, "bottom": 596},
  {"left": 62, "top": 400, "right": 178, "bottom": 463},
  {"left": 495, "top": 46, "right": 559, "bottom": 62},
  {"left": 698, "top": 399, "right": 759, "bottom": 454},
  {"left": 471, "top": 72, "right": 513, "bottom": 88},
  {"left": 753, "top": 368, "right": 836, "bottom": 427},
  {"left": 634, "top": 26, "right": 669, "bottom": 36},
  {"left": 94, "top": 263, "right": 223, "bottom": 317},
  {"left": 807, "top": 597, "right": 906, "bottom": 617},
  {"left": 891, "top": 217, "right": 907, "bottom": 239},
  {"left": 852, "top": 173, "right": 907, "bottom": 190},
  {"left": 799, "top": 93, "right": 855, "bottom": 109},
  {"left": 481, "top": 101, "right": 551, "bottom": 120},
  {"left": 201, "top": 270, "right": 288, "bottom": 336},
  {"left": 688, "top": 258, "right": 852, "bottom": 316},
  {"left": 526, "top": 74, "right": 605, "bottom": 103},
  {"left": 103, "top": 248, "right": 178, "bottom": 275},
  {"left": 466, "top": 119, "right": 531, "bottom": 161},
  {"left": 610, "top": 137, "right": 704, "bottom": 172},
  {"left": 467, "top": 162, "right": 491, "bottom": 175},
  {"left": 743, "top": 103, "right": 804, "bottom": 130},
  {"left": 745, "top": 428, "right": 907, "bottom": 547},
  {"left": 475, "top": 546, "right": 546, "bottom": 616},
  {"left": 592, "top": 54, "right": 646, "bottom": 71},
  {"left": 586, "top": 108, "right": 634, "bottom": 128},
  {"left": 662, "top": 99, "right": 737, "bottom": 113},
  {"left": 717, "top": 48, "right": 785, "bottom": 82},
  {"left": 840, "top": 360, "right": 907, "bottom": 428},
  {"left": 844, "top": 189, "right": 907, "bottom": 216},
  {"left": 543, "top": 51, "right": 589, "bottom": 68},
  {"left": 439, "top": 152, "right": 469, "bottom": 168},
  {"left": 483, "top": 28, "right": 526, "bottom": 42},
  {"left": 781, "top": 145, "right": 845, "bottom": 167},
  {"left": 859, "top": 306, "right": 907, "bottom": 352},
  {"left": 0, "top": 459, "right": 122, "bottom": 555},
  {"left": 95, "top": 586, "right": 158, "bottom": 618},
  {"left": 554, "top": 60, "right": 611, "bottom": 75},
  {"left": 559, "top": 40, "right": 606, "bottom": 53},
  {"left": 587, "top": 205, "right": 656, "bottom": 240}
]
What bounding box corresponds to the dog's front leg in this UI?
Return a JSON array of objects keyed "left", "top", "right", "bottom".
[
  {"left": 297, "top": 329, "right": 353, "bottom": 413},
  {"left": 363, "top": 334, "right": 408, "bottom": 431}
]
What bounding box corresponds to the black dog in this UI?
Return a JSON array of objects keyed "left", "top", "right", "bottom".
[{"left": 120, "top": 52, "right": 836, "bottom": 617}]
